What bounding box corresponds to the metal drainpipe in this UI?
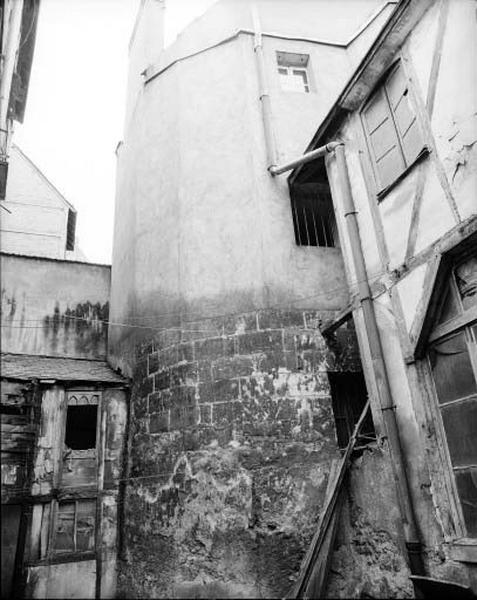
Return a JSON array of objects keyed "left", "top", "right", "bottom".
[
  {"left": 333, "top": 143, "right": 424, "bottom": 576},
  {"left": 252, "top": 3, "right": 278, "bottom": 171},
  {"left": 268, "top": 141, "right": 425, "bottom": 575},
  {"left": 269, "top": 142, "right": 341, "bottom": 176}
]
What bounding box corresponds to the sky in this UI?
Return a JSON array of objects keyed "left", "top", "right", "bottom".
[{"left": 14, "top": 0, "right": 217, "bottom": 264}]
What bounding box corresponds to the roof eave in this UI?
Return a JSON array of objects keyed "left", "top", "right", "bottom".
[{"left": 289, "top": 0, "right": 434, "bottom": 185}]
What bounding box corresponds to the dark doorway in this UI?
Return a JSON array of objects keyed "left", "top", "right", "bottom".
[
  {"left": 64, "top": 405, "right": 97, "bottom": 450},
  {"left": 1, "top": 504, "right": 21, "bottom": 598},
  {"left": 328, "top": 372, "right": 375, "bottom": 449}
]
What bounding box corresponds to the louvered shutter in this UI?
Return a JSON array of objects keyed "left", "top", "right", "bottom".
[
  {"left": 362, "top": 85, "right": 405, "bottom": 190},
  {"left": 66, "top": 209, "right": 76, "bottom": 251},
  {"left": 385, "top": 65, "right": 424, "bottom": 165}
]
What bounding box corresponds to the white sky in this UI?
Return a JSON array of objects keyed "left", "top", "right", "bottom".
[{"left": 14, "top": 0, "right": 217, "bottom": 264}]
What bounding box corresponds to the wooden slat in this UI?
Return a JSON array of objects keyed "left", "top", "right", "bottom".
[
  {"left": 303, "top": 460, "right": 343, "bottom": 599},
  {"left": 428, "top": 304, "right": 477, "bottom": 343},
  {"left": 1, "top": 423, "right": 36, "bottom": 434},
  {"left": 289, "top": 399, "right": 371, "bottom": 599}
]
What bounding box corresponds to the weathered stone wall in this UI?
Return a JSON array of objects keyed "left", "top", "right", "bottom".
[
  {"left": 117, "top": 308, "right": 361, "bottom": 598},
  {"left": 327, "top": 446, "right": 414, "bottom": 599}
]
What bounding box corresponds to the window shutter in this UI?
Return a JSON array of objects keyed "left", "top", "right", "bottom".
[
  {"left": 0, "top": 160, "right": 8, "bottom": 200},
  {"left": 385, "top": 65, "right": 424, "bottom": 165},
  {"left": 66, "top": 209, "right": 76, "bottom": 251},
  {"left": 362, "top": 87, "right": 405, "bottom": 190}
]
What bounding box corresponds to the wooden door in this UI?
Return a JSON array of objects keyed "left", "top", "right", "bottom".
[{"left": 1, "top": 504, "right": 21, "bottom": 598}]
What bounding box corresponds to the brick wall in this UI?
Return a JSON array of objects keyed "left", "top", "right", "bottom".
[{"left": 118, "top": 308, "right": 361, "bottom": 598}]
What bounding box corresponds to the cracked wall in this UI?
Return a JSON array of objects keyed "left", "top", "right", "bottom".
[
  {"left": 1, "top": 253, "right": 111, "bottom": 359},
  {"left": 116, "top": 309, "right": 402, "bottom": 599}
]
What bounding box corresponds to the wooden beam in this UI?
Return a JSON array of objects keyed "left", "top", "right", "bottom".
[
  {"left": 321, "top": 305, "right": 352, "bottom": 337},
  {"left": 404, "top": 162, "right": 426, "bottom": 261},
  {"left": 426, "top": 0, "right": 450, "bottom": 118},
  {"left": 289, "top": 399, "right": 371, "bottom": 599}
]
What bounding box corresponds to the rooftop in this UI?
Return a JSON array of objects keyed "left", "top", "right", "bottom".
[{"left": 1, "top": 353, "right": 127, "bottom": 384}]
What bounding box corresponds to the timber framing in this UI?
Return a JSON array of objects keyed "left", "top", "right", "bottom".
[{"left": 290, "top": 0, "right": 435, "bottom": 186}]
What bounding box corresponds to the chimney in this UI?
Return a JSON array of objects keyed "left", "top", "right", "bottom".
[{"left": 124, "top": 0, "right": 166, "bottom": 131}]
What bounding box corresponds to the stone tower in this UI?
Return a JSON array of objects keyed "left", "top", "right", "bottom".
[{"left": 110, "top": 1, "right": 393, "bottom": 596}]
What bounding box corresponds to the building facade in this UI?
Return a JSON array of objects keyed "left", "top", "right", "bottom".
[
  {"left": 1, "top": 2, "right": 129, "bottom": 599},
  {"left": 0, "top": 145, "right": 86, "bottom": 261},
  {"left": 289, "top": 0, "right": 476, "bottom": 595},
  {"left": 0, "top": 0, "right": 40, "bottom": 201},
  {"left": 1, "top": 253, "right": 128, "bottom": 599},
  {"left": 108, "top": 0, "right": 415, "bottom": 597}
]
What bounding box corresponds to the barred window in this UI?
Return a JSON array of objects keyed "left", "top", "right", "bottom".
[{"left": 290, "top": 183, "right": 337, "bottom": 247}]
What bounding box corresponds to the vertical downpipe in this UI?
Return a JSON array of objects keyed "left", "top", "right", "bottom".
[
  {"left": 252, "top": 3, "right": 278, "bottom": 171},
  {"left": 334, "top": 144, "right": 425, "bottom": 576},
  {"left": 95, "top": 395, "right": 107, "bottom": 599}
]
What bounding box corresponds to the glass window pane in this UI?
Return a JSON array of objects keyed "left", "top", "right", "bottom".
[
  {"left": 441, "top": 399, "right": 477, "bottom": 467},
  {"left": 279, "top": 70, "right": 293, "bottom": 92},
  {"left": 437, "top": 283, "right": 461, "bottom": 325},
  {"left": 53, "top": 503, "right": 75, "bottom": 552},
  {"left": 76, "top": 501, "right": 96, "bottom": 552},
  {"left": 455, "top": 469, "right": 477, "bottom": 537},
  {"left": 455, "top": 257, "right": 477, "bottom": 310},
  {"left": 291, "top": 70, "right": 307, "bottom": 92},
  {"left": 429, "top": 332, "right": 477, "bottom": 404}
]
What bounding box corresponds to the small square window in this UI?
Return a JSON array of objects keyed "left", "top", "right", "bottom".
[{"left": 276, "top": 52, "right": 310, "bottom": 94}]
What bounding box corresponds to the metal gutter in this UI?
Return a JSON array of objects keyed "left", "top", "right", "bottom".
[
  {"left": 270, "top": 140, "right": 425, "bottom": 577},
  {"left": 289, "top": 0, "right": 437, "bottom": 185},
  {"left": 334, "top": 143, "right": 425, "bottom": 576},
  {"left": 269, "top": 142, "right": 340, "bottom": 176},
  {"left": 144, "top": 2, "right": 398, "bottom": 87}
]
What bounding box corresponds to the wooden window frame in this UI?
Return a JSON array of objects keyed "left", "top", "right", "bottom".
[
  {"left": 360, "top": 60, "right": 428, "bottom": 198},
  {"left": 277, "top": 65, "right": 310, "bottom": 93},
  {"left": 58, "top": 391, "right": 101, "bottom": 489},
  {"left": 290, "top": 182, "right": 338, "bottom": 248},
  {"left": 47, "top": 498, "right": 97, "bottom": 560},
  {"left": 276, "top": 52, "right": 311, "bottom": 94},
  {"left": 427, "top": 259, "right": 477, "bottom": 541}
]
